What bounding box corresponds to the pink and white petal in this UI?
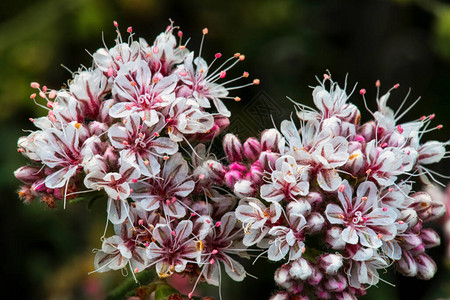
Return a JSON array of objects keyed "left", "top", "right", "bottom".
[
  {"left": 108, "top": 125, "right": 128, "bottom": 149},
  {"left": 45, "top": 166, "right": 78, "bottom": 189},
  {"left": 203, "top": 261, "right": 220, "bottom": 286},
  {"left": 317, "top": 168, "right": 341, "bottom": 191},
  {"left": 137, "top": 195, "right": 161, "bottom": 211},
  {"left": 268, "top": 239, "right": 290, "bottom": 261},
  {"left": 141, "top": 109, "right": 160, "bottom": 127},
  {"left": 325, "top": 204, "right": 345, "bottom": 225},
  {"left": 174, "top": 220, "right": 193, "bottom": 243},
  {"left": 222, "top": 254, "right": 246, "bottom": 282},
  {"left": 260, "top": 183, "right": 285, "bottom": 202},
  {"left": 365, "top": 208, "right": 397, "bottom": 226},
  {"left": 341, "top": 226, "right": 359, "bottom": 244},
  {"left": 356, "top": 181, "right": 378, "bottom": 212},
  {"left": 357, "top": 227, "right": 382, "bottom": 248},
  {"left": 130, "top": 247, "right": 148, "bottom": 272},
  {"left": 211, "top": 97, "right": 231, "bottom": 117},
  {"left": 173, "top": 180, "right": 195, "bottom": 197},
  {"left": 163, "top": 200, "right": 186, "bottom": 218},
  {"left": 243, "top": 227, "right": 270, "bottom": 247},
  {"left": 138, "top": 153, "right": 160, "bottom": 177},
  {"left": 107, "top": 198, "right": 130, "bottom": 224},
  {"left": 152, "top": 224, "right": 173, "bottom": 246},
  {"left": 94, "top": 251, "right": 126, "bottom": 272},
  {"left": 109, "top": 102, "right": 134, "bottom": 119},
  {"left": 218, "top": 212, "right": 237, "bottom": 239},
  {"left": 337, "top": 180, "right": 353, "bottom": 211},
  {"left": 289, "top": 240, "right": 305, "bottom": 261},
  {"left": 151, "top": 137, "right": 179, "bottom": 155}
]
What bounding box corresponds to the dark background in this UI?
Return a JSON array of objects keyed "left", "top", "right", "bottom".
[{"left": 2, "top": 0, "right": 450, "bottom": 299}]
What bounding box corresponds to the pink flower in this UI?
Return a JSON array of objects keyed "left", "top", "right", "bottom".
[
  {"left": 108, "top": 112, "right": 178, "bottom": 177},
  {"left": 325, "top": 180, "right": 397, "bottom": 248},
  {"left": 131, "top": 153, "right": 194, "bottom": 218}
]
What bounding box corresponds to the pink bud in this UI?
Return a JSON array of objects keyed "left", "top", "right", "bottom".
[
  {"left": 416, "top": 253, "right": 437, "bottom": 280},
  {"left": 396, "top": 251, "right": 417, "bottom": 277},
  {"left": 229, "top": 162, "right": 247, "bottom": 173},
  {"left": 233, "top": 179, "right": 256, "bottom": 198},
  {"left": 260, "top": 128, "right": 282, "bottom": 152},
  {"left": 223, "top": 133, "right": 244, "bottom": 162},
  {"left": 306, "top": 212, "right": 325, "bottom": 234},
  {"left": 289, "top": 258, "right": 312, "bottom": 280},
  {"left": 324, "top": 227, "right": 346, "bottom": 250},
  {"left": 224, "top": 170, "right": 244, "bottom": 188},
  {"left": 243, "top": 137, "right": 261, "bottom": 162},
  {"left": 420, "top": 229, "right": 440, "bottom": 249},
  {"left": 318, "top": 254, "right": 343, "bottom": 275},
  {"left": 324, "top": 274, "right": 347, "bottom": 292},
  {"left": 14, "top": 166, "right": 43, "bottom": 185},
  {"left": 258, "top": 150, "right": 279, "bottom": 171},
  {"left": 274, "top": 266, "right": 293, "bottom": 289}
]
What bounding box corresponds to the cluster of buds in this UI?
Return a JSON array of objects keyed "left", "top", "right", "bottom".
[{"left": 15, "top": 21, "right": 448, "bottom": 299}]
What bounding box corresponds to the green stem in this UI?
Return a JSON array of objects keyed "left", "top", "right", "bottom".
[{"left": 106, "top": 270, "right": 156, "bottom": 300}]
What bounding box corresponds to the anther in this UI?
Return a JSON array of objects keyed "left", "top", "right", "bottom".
[
  {"left": 30, "top": 93, "right": 37, "bottom": 99},
  {"left": 338, "top": 184, "right": 345, "bottom": 192},
  {"left": 30, "top": 82, "right": 40, "bottom": 89},
  {"left": 234, "top": 96, "right": 241, "bottom": 102},
  {"left": 253, "top": 79, "right": 260, "bottom": 85},
  {"left": 202, "top": 28, "right": 208, "bottom": 35},
  {"left": 127, "top": 27, "right": 133, "bottom": 34},
  {"left": 234, "top": 53, "right": 240, "bottom": 58},
  {"left": 219, "top": 71, "right": 226, "bottom": 78},
  {"left": 393, "top": 83, "right": 400, "bottom": 89},
  {"left": 215, "top": 221, "right": 222, "bottom": 227},
  {"left": 113, "top": 21, "right": 119, "bottom": 27},
  {"left": 215, "top": 53, "right": 222, "bottom": 59},
  {"left": 212, "top": 249, "right": 218, "bottom": 255},
  {"left": 239, "top": 54, "right": 245, "bottom": 61},
  {"left": 376, "top": 80, "right": 380, "bottom": 87},
  {"left": 163, "top": 155, "right": 169, "bottom": 160},
  {"left": 243, "top": 71, "right": 249, "bottom": 78},
  {"left": 359, "top": 89, "right": 366, "bottom": 95},
  {"left": 437, "top": 125, "right": 443, "bottom": 130}
]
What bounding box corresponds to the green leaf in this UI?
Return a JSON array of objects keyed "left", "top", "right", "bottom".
[{"left": 154, "top": 284, "right": 179, "bottom": 300}]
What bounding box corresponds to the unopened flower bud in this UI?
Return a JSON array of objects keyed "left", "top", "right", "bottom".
[
  {"left": 234, "top": 179, "right": 256, "bottom": 198},
  {"left": 306, "top": 212, "right": 325, "bottom": 234},
  {"left": 324, "top": 227, "right": 346, "bottom": 250},
  {"left": 324, "top": 273, "right": 347, "bottom": 292},
  {"left": 303, "top": 191, "right": 323, "bottom": 207},
  {"left": 396, "top": 250, "right": 417, "bottom": 277},
  {"left": 410, "top": 244, "right": 425, "bottom": 255},
  {"left": 224, "top": 170, "right": 244, "bottom": 188},
  {"left": 420, "top": 228, "right": 440, "bottom": 249},
  {"left": 206, "top": 159, "right": 226, "bottom": 182},
  {"left": 335, "top": 291, "right": 356, "bottom": 300},
  {"left": 223, "top": 134, "right": 244, "bottom": 162},
  {"left": 88, "top": 121, "right": 109, "bottom": 136},
  {"left": 400, "top": 208, "right": 419, "bottom": 228},
  {"left": 243, "top": 137, "right": 261, "bottom": 162},
  {"left": 269, "top": 292, "right": 290, "bottom": 300},
  {"left": 261, "top": 128, "right": 283, "bottom": 152},
  {"left": 357, "top": 121, "right": 376, "bottom": 142},
  {"left": 410, "top": 192, "right": 445, "bottom": 222},
  {"left": 214, "top": 115, "right": 230, "bottom": 130},
  {"left": 401, "top": 232, "right": 423, "bottom": 250},
  {"left": 247, "top": 163, "right": 263, "bottom": 185},
  {"left": 307, "top": 266, "right": 323, "bottom": 285},
  {"left": 229, "top": 162, "right": 247, "bottom": 173},
  {"left": 259, "top": 151, "right": 280, "bottom": 171},
  {"left": 287, "top": 200, "right": 311, "bottom": 217},
  {"left": 274, "top": 266, "right": 293, "bottom": 289},
  {"left": 14, "top": 166, "right": 43, "bottom": 185},
  {"left": 318, "top": 254, "right": 343, "bottom": 275},
  {"left": 289, "top": 258, "right": 312, "bottom": 280},
  {"left": 416, "top": 253, "right": 437, "bottom": 280}
]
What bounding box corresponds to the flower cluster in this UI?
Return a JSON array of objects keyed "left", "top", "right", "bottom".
[
  {"left": 15, "top": 21, "right": 257, "bottom": 297},
  {"left": 15, "top": 21, "right": 448, "bottom": 300},
  {"left": 215, "top": 76, "right": 447, "bottom": 299}
]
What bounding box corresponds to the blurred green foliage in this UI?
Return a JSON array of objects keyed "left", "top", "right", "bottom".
[{"left": 2, "top": 0, "right": 450, "bottom": 299}]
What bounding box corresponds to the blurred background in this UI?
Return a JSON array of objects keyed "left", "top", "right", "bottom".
[{"left": 2, "top": 0, "right": 450, "bottom": 299}]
